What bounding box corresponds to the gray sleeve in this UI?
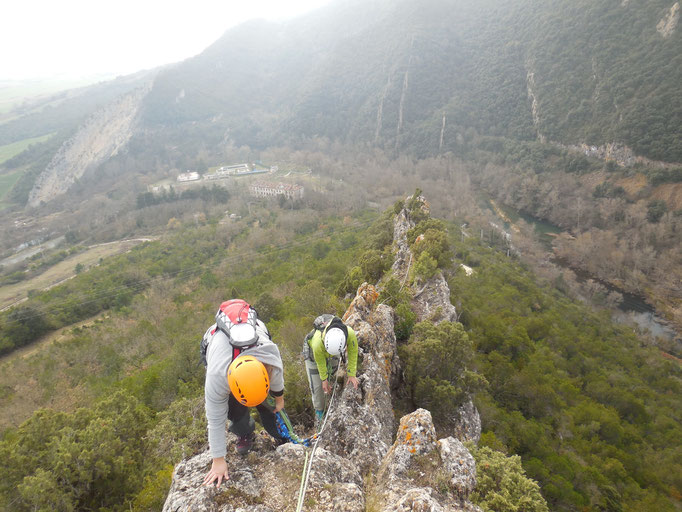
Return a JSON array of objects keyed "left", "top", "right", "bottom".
[
  {"left": 269, "top": 363, "right": 285, "bottom": 394},
  {"left": 205, "top": 370, "right": 230, "bottom": 459}
]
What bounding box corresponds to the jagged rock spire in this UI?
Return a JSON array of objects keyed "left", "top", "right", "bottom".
[{"left": 390, "top": 195, "right": 458, "bottom": 324}]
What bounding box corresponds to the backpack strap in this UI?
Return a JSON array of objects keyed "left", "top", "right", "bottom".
[{"left": 232, "top": 345, "right": 243, "bottom": 361}]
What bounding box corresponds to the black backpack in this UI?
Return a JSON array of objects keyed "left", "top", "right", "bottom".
[{"left": 302, "top": 314, "right": 348, "bottom": 360}]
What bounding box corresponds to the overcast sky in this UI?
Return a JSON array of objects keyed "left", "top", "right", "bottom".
[{"left": 2, "top": 0, "right": 332, "bottom": 81}]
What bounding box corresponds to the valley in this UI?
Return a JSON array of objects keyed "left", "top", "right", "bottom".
[{"left": 0, "top": 0, "right": 680, "bottom": 510}]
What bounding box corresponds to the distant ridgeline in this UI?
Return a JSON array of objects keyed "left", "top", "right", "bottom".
[
  {"left": 1, "top": 0, "right": 679, "bottom": 211},
  {"left": 138, "top": 0, "right": 680, "bottom": 162}
]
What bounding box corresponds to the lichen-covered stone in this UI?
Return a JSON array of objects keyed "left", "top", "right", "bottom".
[
  {"left": 411, "top": 272, "right": 458, "bottom": 324},
  {"left": 438, "top": 437, "right": 477, "bottom": 500},
  {"left": 373, "top": 409, "right": 479, "bottom": 512},
  {"left": 451, "top": 400, "right": 482, "bottom": 444}
]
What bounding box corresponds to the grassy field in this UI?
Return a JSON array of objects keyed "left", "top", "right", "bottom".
[
  {"left": 0, "top": 133, "right": 56, "bottom": 206},
  {"left": 0, "top": 168, "right": 23, "bottom": 207},
  {"left": 0, "top": 133, "right": 54, "bottom": 165},
  {"left": 0, "top": 239, "right": 148, "bottom": 311}
]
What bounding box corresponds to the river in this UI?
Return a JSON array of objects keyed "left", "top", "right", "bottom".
[{"left": 482, "top": 196, "right": 679, "bottom": 344}]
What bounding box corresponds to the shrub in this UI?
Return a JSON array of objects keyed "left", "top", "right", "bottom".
[
  {"left": 400, "top": 321, "right": 486, "bottom": 420},
  {"left": 646, "top": 200, "right": 667, "bottom": 223},
  {"left": 413, "top": 251, "right": 438, "bottom": 280},
  {"left": 469, "top": 445, "right": 549, "bottom": 512}
]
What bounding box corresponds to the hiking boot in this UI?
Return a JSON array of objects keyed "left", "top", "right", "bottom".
[{"left": 236, "top": 434, "right": 253, "bottom": 455}]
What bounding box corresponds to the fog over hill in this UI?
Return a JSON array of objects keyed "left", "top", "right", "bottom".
[
  {"left": 139, "top": 0, "right": 681, "bottom": 160},
  {"left": 1, "top": 0, "right": 680, "bottom": 213}
]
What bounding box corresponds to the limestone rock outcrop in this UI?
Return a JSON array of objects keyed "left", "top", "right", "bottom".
[
  {"left": 657, "top": 2, "right": 680, "bottom": 38},
  {"left": 389, "top": 195, "right": 458, "bottom": 324},
  {"left": 163, "top": 436, "right": 364, "bottom": 512},
  {"left": 372, "top": 409, "right": 481, "bottom": 512},
  {"left": 320, "top": 285, "right": 398, "bottom": 473},
  {"left": 28, "top": 84, "right": 151, "bottom": 207}
]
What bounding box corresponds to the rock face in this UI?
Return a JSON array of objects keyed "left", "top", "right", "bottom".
[
  {"left": 390, "top": 195, "right": 458, "bottom": 324},
  {"left": 657, "top": 2, "right": 680, "bottom": 38},
  {"left": 390, "top": 208, "right": 414, "bottom": 284},
  {"left": 565, "top": 141, "right": 676, "bottom": 169},
  {"left": 163, "top": 437, "right": 364, "bottom": 512},
  {"left": 318, "top": 284, "right": 397, "bottom": 474},
  {"left": 28, "top": 84, "right": 150, "bottom": 207},
  {"left": 372, "top": 409, "right": 481, "bottom": 512},
  {"left": 163, "top": 196, "right": 483, "bottom": 511},
  {"left": 451, "top": 401, "right": 482, "bottom": 445}
]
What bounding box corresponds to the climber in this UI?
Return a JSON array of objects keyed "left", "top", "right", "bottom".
[
  {"left": 303, "top": 314, "right": 359, "bottom": 426},
  {"left": 201, "top": 299, "right": 286, "bottom": 488}
]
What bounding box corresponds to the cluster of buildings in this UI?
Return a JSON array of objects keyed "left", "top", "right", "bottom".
[
  {"left": 177, "top": 163, "right": 271, "bottom": 183},
  {"left": 163, "top": 164, "right": 305, "bottom": 203},
  {"left": 249, "top": 182, "right": 304, "bottom": 200}
]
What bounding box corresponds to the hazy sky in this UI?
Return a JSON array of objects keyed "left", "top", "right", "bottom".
[{"left": 2, "top": 0, "right": 332, "bottom": 81}]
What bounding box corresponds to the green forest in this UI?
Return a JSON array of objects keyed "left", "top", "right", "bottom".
[
  {"left": 0, "top": 199, "right": 679, "bottom": 511},
  {"left": 137, "top": 0, "right": 681, "bottom": 162}
]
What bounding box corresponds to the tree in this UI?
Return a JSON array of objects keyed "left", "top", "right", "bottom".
[
  {"left": 646, "top": 200, "right": 667, "bottom": 223},
  {"left": 469, "top": 445, "right": 549, "bottom": 512},
  {"left": 400, "top": 321, "right": 486, "bottom": 419}
]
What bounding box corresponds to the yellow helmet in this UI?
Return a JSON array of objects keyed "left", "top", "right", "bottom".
[{"left": 227, "top": 355, "right": 270, "bottom": 406}]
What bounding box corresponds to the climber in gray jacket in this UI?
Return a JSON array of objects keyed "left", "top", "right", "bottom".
[{"left": 201, "top": 299, "right": 286, "bottom": 488}]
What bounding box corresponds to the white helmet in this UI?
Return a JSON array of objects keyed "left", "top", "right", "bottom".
[{"left": 324, "top": 327, "right": 347, "bottom": 356}]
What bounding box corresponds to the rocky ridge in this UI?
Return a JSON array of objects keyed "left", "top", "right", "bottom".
[
  {"left": 389, "top": 196, "right": 481, "bottom": 443},
  {"left": 163, "top": 198, "right": 481, "bottom": 511},
  {"left": 27, "top": 84, "right": 151, "bottom": 208},
  {"left": 564, "top": 141, "right": 679, "bottom": 169}
]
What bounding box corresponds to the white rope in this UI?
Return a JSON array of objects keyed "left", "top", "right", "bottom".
[{"left": 295, "top": 376, "right": 340, "bottom": 511}]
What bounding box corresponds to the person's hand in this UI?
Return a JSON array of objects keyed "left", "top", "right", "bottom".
[
  {"left": 274, "top": 395, "right": 284, "bottom": 413},
  {"left": 203, "top": 457, "right": 229, "bottom": 488},
  {"left": 347, "top": 376, "right": 359, "bottom": 389},
  {"left": 322, "top": 380, "right": 331, "bottom": 394}
]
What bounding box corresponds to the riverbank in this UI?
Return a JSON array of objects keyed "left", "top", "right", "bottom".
[{"left": 482, "top": 195, "right": 681, "bottom": 355}]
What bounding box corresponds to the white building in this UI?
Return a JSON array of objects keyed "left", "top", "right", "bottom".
[
  {"left": 249, "top": 182, "right": 304, "bottom": 200},
  {"left": 177, "top": 171, "right": 200, "bottom": 182},
  {"left": 217, "top": 164, "right": 250, "bottom": 175}
]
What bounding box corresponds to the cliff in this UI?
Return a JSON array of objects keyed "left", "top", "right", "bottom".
[
  {"left": 27, "top": 84, "right": 151, "bottom": 207},
  {"left": 162, "top": 198, "right": 482, "bottom": 511}
]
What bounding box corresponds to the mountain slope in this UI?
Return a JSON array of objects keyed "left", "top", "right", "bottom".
[
  {"left": 137, "top": 0, "right": 680, "bottom": 161},
  {"left": 3, "top": 0, "right": 680, "bottom": 212}
]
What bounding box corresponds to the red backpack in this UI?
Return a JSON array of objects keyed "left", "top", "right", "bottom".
[{"left": 200, "top": 299, "right": 263, "bottom": 366}]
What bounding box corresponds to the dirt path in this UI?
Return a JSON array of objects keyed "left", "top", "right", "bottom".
[{"left": 0, "top": 238, "right": 154, "bottom": 310}]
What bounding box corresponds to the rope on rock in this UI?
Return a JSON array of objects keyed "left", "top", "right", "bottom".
[{"left": 295, "top": 376, "right": 340, "bottom": 512}]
